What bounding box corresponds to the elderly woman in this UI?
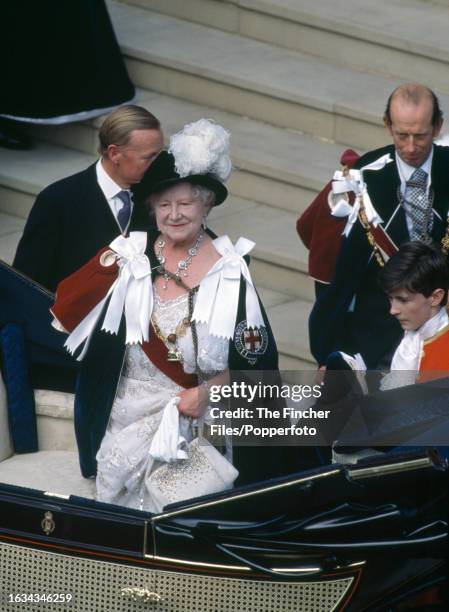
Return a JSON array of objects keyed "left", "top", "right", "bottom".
[{"left": 52, "top": 119, "right": 292, "bottom": 512}]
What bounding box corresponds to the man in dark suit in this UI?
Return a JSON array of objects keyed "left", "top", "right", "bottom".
[
  {"left": 10, "top": 105, "right": 163, "bottom": 391},
  {"left": 307, "top": 84, "right": 449, "bottom": 370},
  {"left": 13, "top": 104, "right": 164, "bottom": 293}
]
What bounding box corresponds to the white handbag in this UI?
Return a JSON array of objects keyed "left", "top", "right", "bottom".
[
  {"left": 147, "top": 407, "right": 238, "bottom": 513},
  {"left": 145, "top": 404, "right": 239, "bottom": 512}
]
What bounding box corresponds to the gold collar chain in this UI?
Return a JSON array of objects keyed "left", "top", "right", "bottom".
[{"left": 151, "top": 286, "right": 199, "bottom": 362}]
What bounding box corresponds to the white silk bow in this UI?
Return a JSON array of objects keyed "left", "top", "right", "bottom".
[
  {"left": 65, "top": 232, "right": 153, "bottom": 360},
  {"left": 192, "top": 235, "right": 265, "bottom": 339},
  {"left": 329, "top": 153, "right": 393, "bottom": 236}
]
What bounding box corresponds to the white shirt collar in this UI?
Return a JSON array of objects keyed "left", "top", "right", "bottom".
[
  {"left": 416, "top": 307, "right": 449, "bottom": 342},
  {"left": 96, "top": 159, "right": 133, "bottom": 233},
  {"left": 96, "top": 158, "right": 129, "bottom": 200},
  {"left": 391, "top": 307, "right": 448, "bottom": 371},
  {"left": 380, "top": 307, "right": 448, "bottom": 391}
]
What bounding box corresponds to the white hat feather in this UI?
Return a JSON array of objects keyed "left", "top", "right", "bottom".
[{"left": 168, "top": 118, "right": 232, "bottom": 181}]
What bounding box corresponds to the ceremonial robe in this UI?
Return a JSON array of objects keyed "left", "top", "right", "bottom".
[
  {"left": 309, "top": 144, "right": 449, "bottom": 368},
  {"left": 1, "top": 1, "right": 134, "bottom": 123},
  {"left": 52, "top": 229, "right": 296, "bottom": 485}
]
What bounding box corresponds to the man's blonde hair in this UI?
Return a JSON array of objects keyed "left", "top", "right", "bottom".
[{"left": 98, "top": 105, "right": 160, "bottom": 156}]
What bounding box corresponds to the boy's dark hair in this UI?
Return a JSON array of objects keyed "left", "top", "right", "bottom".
[{"left": 379, "top": 241, "right": 449, "bottom": 306}]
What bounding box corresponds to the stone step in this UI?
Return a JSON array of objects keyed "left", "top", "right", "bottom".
[
  {"left": 209, "top": 194, "right": 312, "bottom": 299},
  {"left": 260, "top": 290, "right": 314, "bottom": 369},
  {"left": 0, "top": 144, "right": 93, "bottom": 218},
  {"left": 30, "top": 89, "right": 350, "bottom": 215},
  {"left": 124, "top": 0, "right": 449, "bottom": 95},
  {"left": 107, "top": 1, "right": 449, "bottom": 151},
  {"left": 0, "top": 142, "right": 313, "bottom": 301},
  {"left": 0, "top": 212, "right": 25, "bottom": 264}
]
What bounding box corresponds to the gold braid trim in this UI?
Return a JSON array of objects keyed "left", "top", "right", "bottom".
[
  {"left": 357, "top": 193, "right": 386, "bottom": 268},
  {"left": 441, "top": 229, "right": 449, "bottom": 256}
]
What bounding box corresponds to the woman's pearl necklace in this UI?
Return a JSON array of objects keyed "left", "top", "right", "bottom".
[{"left": 156, "top": 230, "right": 204, "bottom": 289}]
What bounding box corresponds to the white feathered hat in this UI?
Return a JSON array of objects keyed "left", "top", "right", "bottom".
[{"left": 136, "top": 118, "right": 231, "bottom": 205}]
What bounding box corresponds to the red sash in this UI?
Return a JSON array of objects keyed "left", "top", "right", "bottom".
[
  {"left": 141, "top": 328, "right": 198, "bottom": 389},
  {"left": 367, "top": 223, "right": 398, "bottom": 261}
]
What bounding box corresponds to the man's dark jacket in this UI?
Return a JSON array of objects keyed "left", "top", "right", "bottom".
[
  {"left": 13, "top": 163, "right": 150, "bottom": 293},
  {"left": 309, "top": 144, "right": 449, "bottom": 369}
]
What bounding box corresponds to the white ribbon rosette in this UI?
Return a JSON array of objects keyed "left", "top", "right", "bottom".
[
  {"left": 329, "top": 153, "right": 393, "bottom": 236},
  {"left": 65, "top": 232, "right": 153, "bottom": 360},
  {"left": 192, "top": 235, "right": 265, "bottom": 339}
]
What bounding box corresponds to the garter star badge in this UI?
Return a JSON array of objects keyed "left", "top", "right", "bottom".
[{"left": 234, "top": 320, "right": 268, "bottom": 365}]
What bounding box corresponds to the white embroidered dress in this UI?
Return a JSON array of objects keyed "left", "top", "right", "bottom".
[{"left": 95, "top": 291, "right": 229, "bottom": 512}]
